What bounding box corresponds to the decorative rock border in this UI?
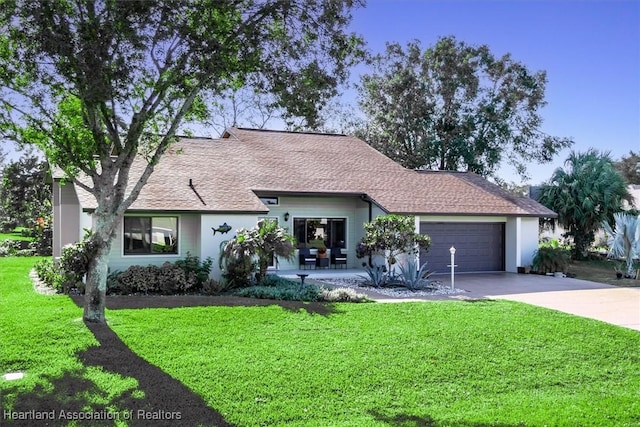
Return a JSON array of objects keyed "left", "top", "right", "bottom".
[
  {"left": 29, "top": 269, "right": 58, "bottom": 295},
  {"left": 315, "top": 277, "right": 466, "bottom": 298}
]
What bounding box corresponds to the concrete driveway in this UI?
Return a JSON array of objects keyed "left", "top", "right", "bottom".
[
  {"left": 396, "top": 272, "right": 640, "bottom": 331},
  {"left": 282, "top": 269, "right": 640, "bottom": 331}
]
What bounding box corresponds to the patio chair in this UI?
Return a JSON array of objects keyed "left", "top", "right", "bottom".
[
  {"left": 330, "top": 247, "right": 347, "bottom": 269},
  {"left": 298, "top": 247, "right": 316, "bottom": 269}
]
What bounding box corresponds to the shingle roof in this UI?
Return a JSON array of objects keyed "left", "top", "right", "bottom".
[{"left": 72, "top": 127, "right": 556, "bottom": 217}]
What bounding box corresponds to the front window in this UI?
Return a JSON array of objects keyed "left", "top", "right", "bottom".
[
  {"left": 259, "top": 197, "right": 279, "bottom": 206},
  {"left": 124, "top": 216, "right": 178, "bottom": 255},
  {"left": 293, "top": 217, "right": 346, "bottom": 249}
]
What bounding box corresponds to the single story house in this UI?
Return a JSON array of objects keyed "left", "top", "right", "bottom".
[{"left": 52, "top": 127, "right": 557, "bottom": 278}]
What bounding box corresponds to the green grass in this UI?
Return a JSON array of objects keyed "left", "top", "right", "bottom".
[
  {"left": 569, "top": 258, "right": 639, "bottom": 287},
  {"left": 0, "top": 257, "right": 138, "bottom": 422},
  {"left": 109, "top": 305, "right": 640, "bottom": 425},
  {"left": 2, "top": 256, "right": 640, "bottom": 426},
  {"left": 0, "top": 230, "right": 34, "bottom": 242}
]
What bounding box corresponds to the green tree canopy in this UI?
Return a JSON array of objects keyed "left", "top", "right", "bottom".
[
  {"left": 0, "top": 0, "right": 364, "bottom": 322},
  {"left": 357, "top": 36, "right": 573, "bottom": 179},
  {"left": 615, "top": 151, "right": 640, "bottom": 185},
  {"left": 0, "top": 152, "right": 51, "bottom": 231},
  {"left": 536, "top": 149, "right": 633, "bottom": 259}
]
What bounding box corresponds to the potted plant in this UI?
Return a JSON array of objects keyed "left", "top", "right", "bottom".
[
  {"left": 317, "top": 246, "right": 327, "bottom": 258},
  {"left": 517, "top": 266, "right": 531, "bottom": 274}
]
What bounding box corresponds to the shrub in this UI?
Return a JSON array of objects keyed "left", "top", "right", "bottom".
[
  {"left": 33, "top": 259, "right": 65, "bottom": 292},
  {"left": 532, "top": 240, "right": 571, "bottom": 274},
  {"left": 15, "top": 248, "right": 36, "bottom": 257},
  {"left": 58, "top": 237, "right": 99, "bottom": 290},
  {"left": 32, "top": 226, "right": 52, "bottom": 256},
  {"left": 222, "top": 256, "right": 256, "bottom": 289},
  {"left": 157, "top": 262, "right": 197, "bottom": 294},
  {"left": 174, "top": 252, "right": 212, "bottom": 290},
  {"left": 106, "top": 270, "right": 123, "bottom": 295},
  {"left": 111, "top": 254, "right": 213, "bottom": 295},
  {"left": 20, "top": 227, "right": 37, "bottom": 238},
  {"left": 235, "top": 281, "right": 321, "bottom": 301},
  {"left": 320, "top": 287, "right": 370, "bottom": 303},
  {"left": 116, "top": 265, "right": 159, "bottom": 294},
  {"left": 0, "top": 240, "right": 28, "bottom": 256},
  {"left": 260, "top": 275, "right": 296, "bottom": 287},
  {"left": 202, "top": 278, "right": 228, "bottom": 295}
]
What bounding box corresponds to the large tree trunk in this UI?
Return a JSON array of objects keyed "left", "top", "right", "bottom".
[
  {"left": 83, "top": 211, "right": 118, "bottom": 323},
  {"left": 83, "top": 243, "right": 111, "bottom": 322}
]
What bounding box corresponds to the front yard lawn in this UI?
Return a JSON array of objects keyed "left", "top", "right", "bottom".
[
  {"left": 2, "top": 257, "right": 639, "bottom": 426},
  {"left": 569, "top": 258, "right": 639, "bottom": 287},
  {"left": 0, "top": 230, "right": 34, "bottom": 242}
]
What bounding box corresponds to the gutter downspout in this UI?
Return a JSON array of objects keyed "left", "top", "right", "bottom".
[{"left": 361, "top": 194, "right": 373, "bottom": 267}]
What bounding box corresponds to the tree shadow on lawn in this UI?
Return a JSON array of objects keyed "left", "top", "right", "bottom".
[
  {"left": 4, "top": 321, "right": 234, "bottom": 426},
  {"left": 70, "top": 294, "right": 338, "bottom": 316},
  {"left": 369, "top": 409, "right": 525, "bottom": 427},
  {"left": 80, "top": 321, "right": 234, "bottom": 426}
]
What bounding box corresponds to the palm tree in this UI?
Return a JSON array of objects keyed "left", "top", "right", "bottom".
[
  {"left": 222, "top": 219, "right": 296, "bottom": 284},
  {"left": 537, "top": 149, "right": 633, "bottom": 259},
  {"left": 602, "top": 213, "right": 640, "bottom": 277}
]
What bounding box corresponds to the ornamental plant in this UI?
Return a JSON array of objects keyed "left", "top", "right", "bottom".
[
  {"left": 221, "top": 219, "right": 296, "bottom": 284},
  {"left": 356, "top": 214, "right": 431, "bottom": 268},
  {"left": 602, "top": 213, "right": 640, "bottom": 278},
  {"left": 58, "top": 233, "right": 100, "bottom": 292}
]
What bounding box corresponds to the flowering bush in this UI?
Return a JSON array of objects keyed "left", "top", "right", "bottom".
[
  {"left": 0, "top": 240, "right": 29, "bottom": 257},
  {"left": 355, "top": 214, "right": 430, "bottom": 264},
  {"left": 320, "top": 287, "right": 370, "bottom": 303},
  {"left": 58, "top": 237, "right": 100, "bottom": 291}
]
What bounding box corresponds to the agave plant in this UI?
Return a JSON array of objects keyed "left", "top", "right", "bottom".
[
  {"left": 358, "top": 265, "right": 387, "bottom": 288},
  {"left": 602, "top": 213, "right": 640, "bottom": 278},
  {"left": 396, "top": 259, "right": 432, "bottom": 291}
]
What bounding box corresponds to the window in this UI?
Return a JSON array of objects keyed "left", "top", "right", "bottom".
[
  {"left": 124, "top": 216, "right": 178, "bottom": 255},
  {"left": 259, "top": 197, "right": 279, "bottom": 206},
  {"left": 293, "top": 218, "right": 346, "bottom": 249}
]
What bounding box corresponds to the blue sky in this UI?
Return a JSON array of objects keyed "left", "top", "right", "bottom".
[
  {"left": 346, "top": 0, "right": 640, "bottom": 184},
  {"left": 3, "top": 1, "right": 638, "bottom": 186}
]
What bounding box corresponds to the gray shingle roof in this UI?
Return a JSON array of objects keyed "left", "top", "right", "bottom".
[{"left": 72, "top": 127, "right": 556, "bottom": 217}]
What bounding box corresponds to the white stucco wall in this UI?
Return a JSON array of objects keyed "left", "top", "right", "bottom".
[
  {"left": 505, "top": 216, "right": 539, "bottom": 272},
  {"left": 520, "top": 217, "right": 540, "bottom": 268},
  {"left": 201, "top": 213, "right": 262, "bottom": 280},
  {"left": 198, "top": 195, "right": 375, "bottom": 279}
]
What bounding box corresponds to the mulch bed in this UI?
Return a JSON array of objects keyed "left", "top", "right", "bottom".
[{"left": 69, "top": 293, "right": 336, "bottom": 314}]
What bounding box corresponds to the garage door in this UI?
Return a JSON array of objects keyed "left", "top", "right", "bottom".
[{"left": 419, "top": 222, "right": 505, "bottom": 273}]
